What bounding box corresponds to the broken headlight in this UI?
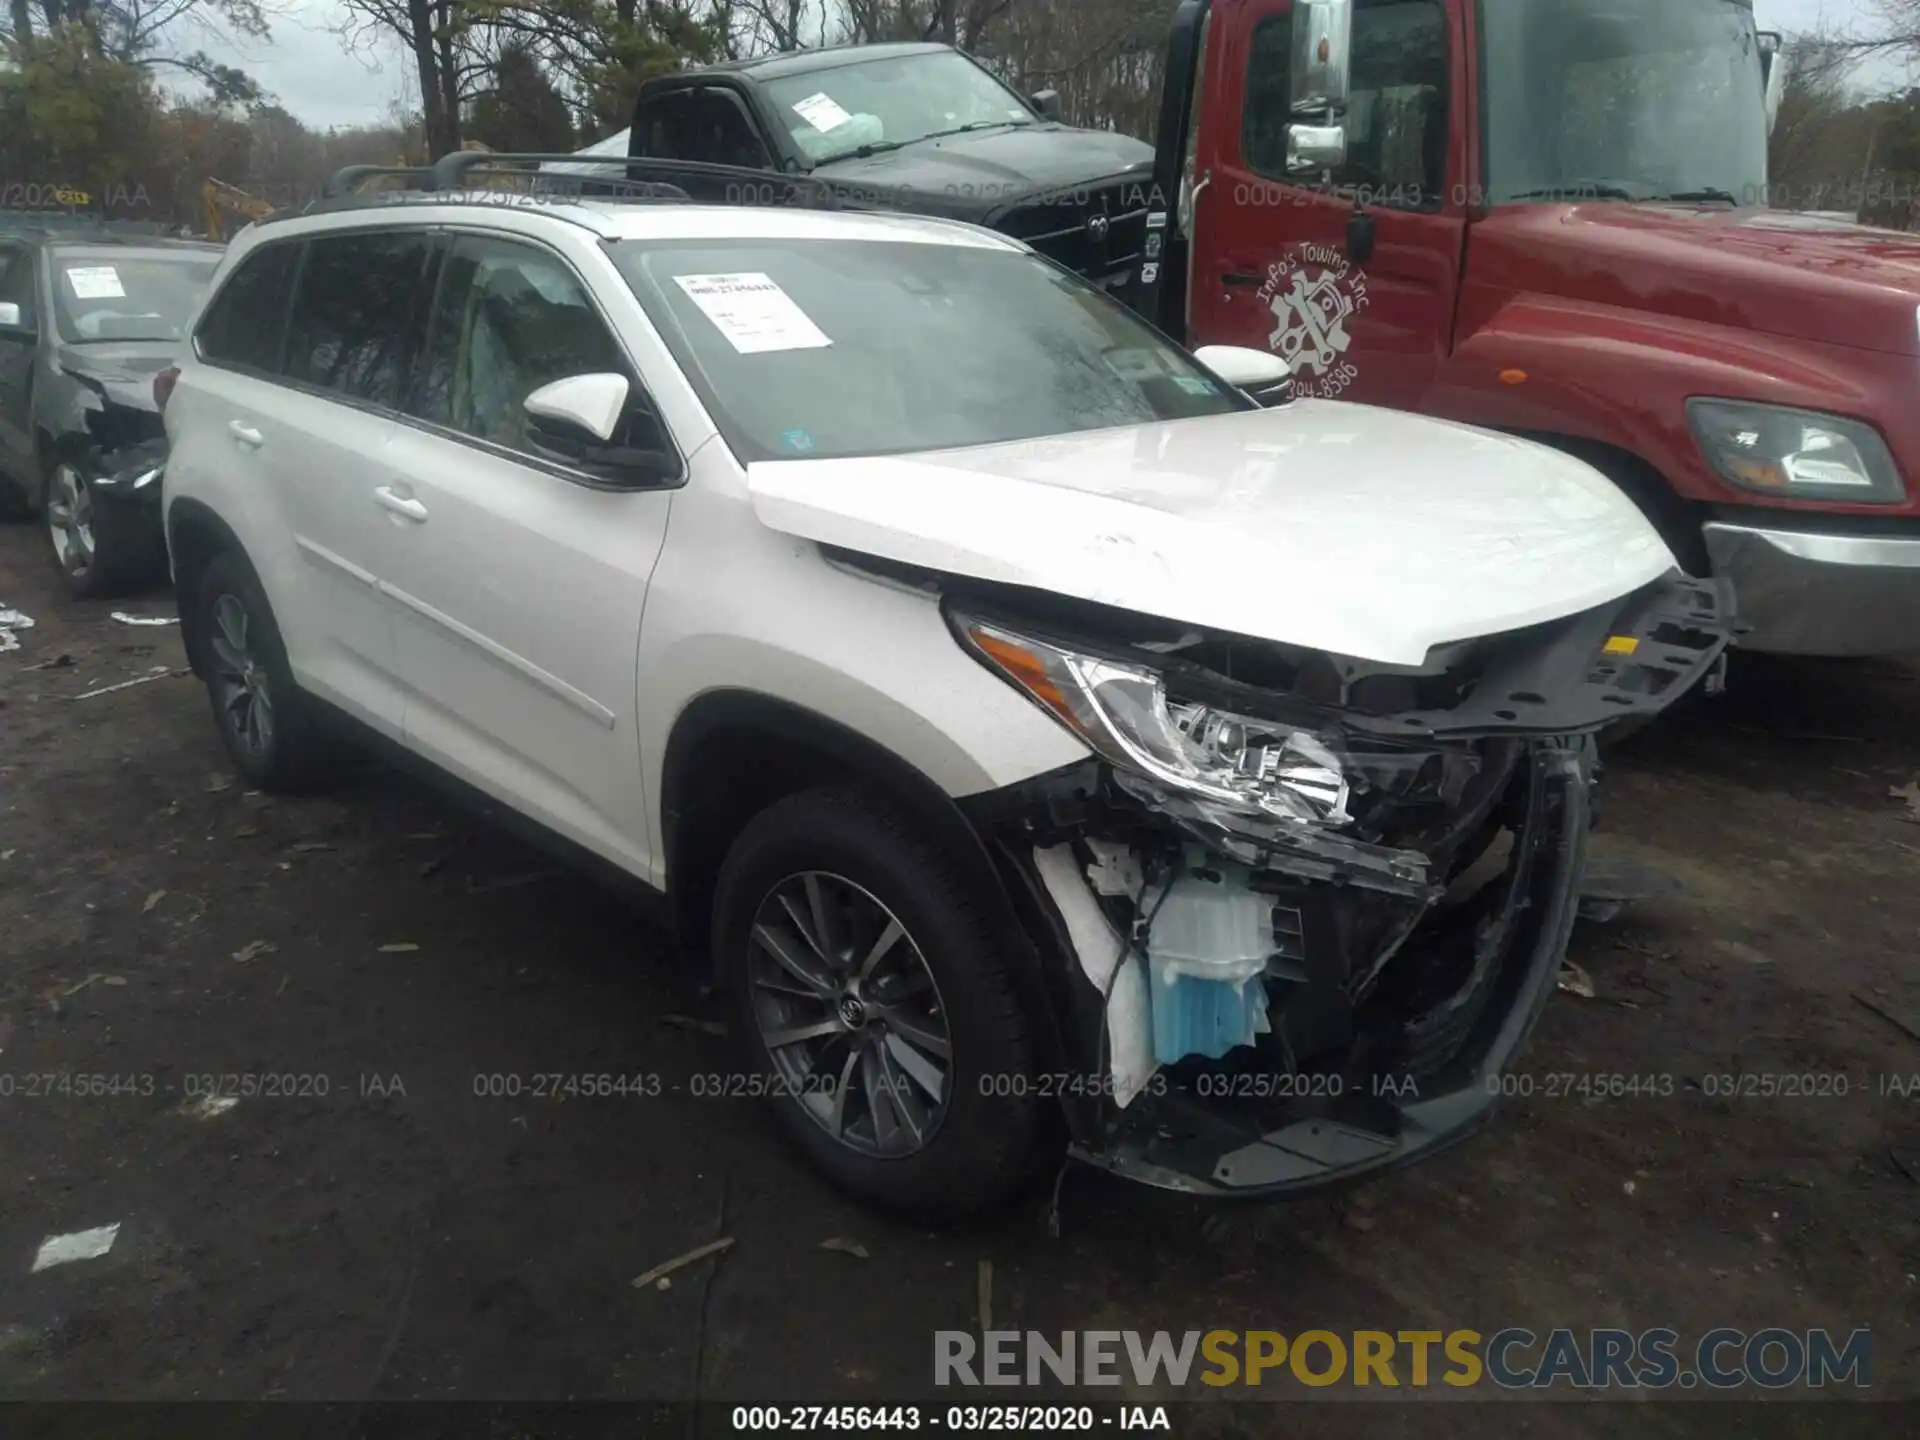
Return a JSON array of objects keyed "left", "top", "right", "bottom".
[{"left": 960, "top": 618, "right": 1352, "bottom": 826}]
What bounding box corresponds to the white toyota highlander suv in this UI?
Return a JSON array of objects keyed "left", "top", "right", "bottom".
[{"left": 160, "top": 167, "right": 1732, "bottom": 1218}]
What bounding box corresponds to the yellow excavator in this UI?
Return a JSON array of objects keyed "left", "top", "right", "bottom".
[{"left": 202, "top": 178, "right": 276, "bottom": 241}]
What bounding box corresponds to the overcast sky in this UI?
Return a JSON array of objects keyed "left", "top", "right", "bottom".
[{"left": 186, "top": 0, "right": 1905, "bottom": 132}]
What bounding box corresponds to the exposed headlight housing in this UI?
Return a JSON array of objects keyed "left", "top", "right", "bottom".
[
  {"left": 1687, "top": 399, "right": 1904, "bottom": 504},
  {"left": 959, "top": 618, "right": 1353, "bottom": 827}
]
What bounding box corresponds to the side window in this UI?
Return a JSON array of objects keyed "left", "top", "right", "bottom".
[
  {"left": 1242, "top": 18, "right": 1293, "bottom": 178},
  {"left": 1341, "top": 0, "right": 1449, "bottom": 206},
  {"left": 284, "top": 230, "right": 434, "bottom": 405},
  {"left": 0, "top": 246, "right": 36, "bottom": 321},
  {"left": 631, "top": 93, "right": 682, "bottom": 159},
  {"left": 1242, "top": 1, "right": 1448, "bottom": 208},
  {"left": 195, "top": 241, "right": 299, "bottom": 373},
  {"left": 682, "top": 90, "right": 771, "bottom": 169},
  {"left": 410, "top": 233, "right": 667, "bottom": 465}
]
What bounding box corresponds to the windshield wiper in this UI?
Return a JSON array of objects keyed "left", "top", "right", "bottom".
[
  {"left": 1504, "top": 183, "right": 1641, "bottom": 202},
  {"left": 830, "top": 120, "right": 1027, "bottom": 163},
  {"left": 1654, "top": 187, "right": 1741, "bottom": 205}
]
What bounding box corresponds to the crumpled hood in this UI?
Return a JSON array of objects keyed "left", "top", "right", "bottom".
[
  {"left": 746, "top": 400, "right": 1676, "bottom": 668},
  {"left": 54, "top": 341, "right": 177, "bottom": 412},
  {"left": 816, "top": 123, "right": 1154, "bottom": 209},
  {"left": 1479, "top": 203, "right": 1920, "bottom": 357}
]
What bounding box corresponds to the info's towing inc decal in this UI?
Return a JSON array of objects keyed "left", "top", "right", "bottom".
[{"left": 1258, "top": 242, "right": 1371, "bottom": 398}]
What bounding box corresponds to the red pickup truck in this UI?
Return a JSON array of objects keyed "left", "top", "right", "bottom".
[{"left": 1142, "top": 0, "right": 1920, "bottom": 659}]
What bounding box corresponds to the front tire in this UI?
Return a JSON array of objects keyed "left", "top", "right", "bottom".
[
  {"left": 45, "top": 462, "right": 160, "bottom": 598},
  {"left": 193, "top": 550, "right": 335, "bottom": 792},
  {"left": 712, "top": 787, "right": 1047, "bottom": 1220}
]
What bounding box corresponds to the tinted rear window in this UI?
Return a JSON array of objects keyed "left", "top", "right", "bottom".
[
  {"left": 284, "top": 230, "right": 435, "bottom": 406},
  {"left": 195, "top": 242, "right": 300, "bottom": 373}
]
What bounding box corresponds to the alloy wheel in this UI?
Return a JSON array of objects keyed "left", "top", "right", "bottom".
[
  {"left": 746, "top": 870, "right": 952, "bottom": 1158},
  {"left": 45, "top": 465, "right": 95, "bottom": 578},
  {"left": 208, "top": 592, "right": 274, "bottom": 761}
]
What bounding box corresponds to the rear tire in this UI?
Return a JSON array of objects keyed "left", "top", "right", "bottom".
[
  {"left": 712, "top": 787, "right": 1048, "bottom": 1220},
  {"left": 193, "top": 550, "right": 336, "bottom": 792}
]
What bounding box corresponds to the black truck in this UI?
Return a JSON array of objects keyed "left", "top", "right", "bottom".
[{"left": 574, "top": 42, "right": 1159, "bottom": 299}]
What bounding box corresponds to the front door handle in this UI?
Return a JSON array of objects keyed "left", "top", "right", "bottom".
[
  {"left": 228, "top": 421, "right": 264, "bottom": 448},
  {"left": 374, "top": 486, "right": 428, "bottom": 523},
  {"left": 1221, "top": 271, "right": 1263, "bottom": 287}
]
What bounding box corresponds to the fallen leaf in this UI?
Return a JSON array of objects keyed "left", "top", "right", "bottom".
[
  {"left": 1891, "top": 781, "right": 1920, "bottom": 822},
  {"left": 1558, "top": 962, "right": 1596, "bottom": 999},
  {"left": 232, "top": 940, "right": 277, "bottom": 963},
  {"left": 1343, "top": 1211, "right": 1377, "bottom": 1234},
  {"left": 378, "top": 942, "right": 420, "bottom": 953},
  {"left": 206, "top": 775, "right": 232, "bottom": 794},
  {"left": 291, "top": 841, "right": 335, "bottom": 853},
  {"left": 234, "top": 825, "right": 258, "bottom": 838},
  {"left": 820, "top": 1237, "right": 871, "bottom": 1259},
  {"left": 102, "top": 976, "right": 127, "bottom": 987},
  {"left": 142, "top": 889, "right": 166, "bottom": 914}
]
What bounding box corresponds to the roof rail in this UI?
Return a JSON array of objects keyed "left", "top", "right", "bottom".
[{"left": 317, "top": 150, "right": 847, "bottom": 210}]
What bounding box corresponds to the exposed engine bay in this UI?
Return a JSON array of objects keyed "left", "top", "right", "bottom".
[{"left": 896, "top": 554, "right": 1737, "bottom": 1194}]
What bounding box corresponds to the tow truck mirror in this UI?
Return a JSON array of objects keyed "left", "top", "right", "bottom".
[
  {"left": 1758, "top": 31, "right": 1786, "bottom": 136},
  {"left": 1030, "top": 88, "right": 1063, "bottom": 122},
  {"left": 1288, "top": 0, "right": 1353, "bottom": 174},
  {"left": 1291, "top": 0, "right": 1353, "bottom": 115}
]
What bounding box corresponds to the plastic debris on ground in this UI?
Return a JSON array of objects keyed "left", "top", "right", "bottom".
[
  {"left": 0, "top": 606, "right": 33, "bottom": 653},
  {"left": 1558, "top": 961, "right": 1597, "bottom": 999},
  {"left": 630, "top": 1236, "right": 735, "bottom": 1291},
  {"left": 109, "top": 612, "right": 178, "bottom": 626},
  {"left": 819, "top": 1237, "right": 870, "bottom": 1259},
  {"left": 31, "top": 1223, "right": 121, "bottom": 1273}
]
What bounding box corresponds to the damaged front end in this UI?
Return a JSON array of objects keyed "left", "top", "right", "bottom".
[{"left": 949, "top": 571, "right": 1733, "bottom": 1196}]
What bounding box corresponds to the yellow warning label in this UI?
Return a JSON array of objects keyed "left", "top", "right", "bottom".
[{"left": 1602, "top": 636, "right": 1640, "bottom": 656}]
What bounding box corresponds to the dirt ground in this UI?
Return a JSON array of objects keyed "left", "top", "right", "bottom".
[{"left": 2, "top": 519, "right": 1919, "bottom": 1436}]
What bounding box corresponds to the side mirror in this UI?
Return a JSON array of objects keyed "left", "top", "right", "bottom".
[
  {"left": 525, "top": 372, "right": 628, "bottom": 442},
  {"left": 1291, "top": 0, "right": 1353, "bottom": 115},
  {"left": 0, "top": 301, "right": 33, "bottom": 337},
  {"left": 1289, "top": 0, "right": 1353, "bottom": 175},
  {"left": 1194, "top": 344, "right": 1295, "bottom": 404},
  {"left": 1758, "top": 31, "right": 1786, "bottom": 136},
  {"left": 523, "top": 372, "right": 681, "bottom": 484},
  {"left": 1031, "top": 88, "right": 1063, "bottom": 122}
]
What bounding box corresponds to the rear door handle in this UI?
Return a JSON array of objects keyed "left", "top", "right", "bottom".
[
  {"left": 374, "top": 486, "right": 428, "bottom": 523},
  {"left": 1221, "top": 271, "right": 1263, "bottom": 287},
  {"left": 228, "top": 421, "right": 264, "bottom": 448}
]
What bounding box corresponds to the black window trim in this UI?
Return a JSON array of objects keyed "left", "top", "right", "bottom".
[
  {"left": 1241, "top": 0, "right": 1454, "bottom": 215},
  {"left": 393, "top": 222, "right": 689, "bottom": 494}
]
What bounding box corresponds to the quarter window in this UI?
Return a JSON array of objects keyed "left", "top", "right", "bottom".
[
  {"left": 410, "top": 234, "right": 665, "bottom": 463},
  {"left": 284, "top": 230, "right": 435, "bottom": 405},
  {"left": 195, "top": 242, "right": 299, "bottom": 373}
]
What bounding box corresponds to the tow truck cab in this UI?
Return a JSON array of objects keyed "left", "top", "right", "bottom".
[{"left": 1144, "top": 0, "right": 1920, "bottom": 659}]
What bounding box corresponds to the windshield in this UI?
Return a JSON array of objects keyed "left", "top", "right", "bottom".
[
  {"left": 1478, "top": 0, "right": 1767, "bottom": 205},
  {"left": 761, "top": 51, "right": 1038, "bottom": 165},
  {"left": 51, "top": 249, "right": 219, "bottom": 344},
  {"left": 613, "top": 237, "right": 1246, "bottom": 464}
]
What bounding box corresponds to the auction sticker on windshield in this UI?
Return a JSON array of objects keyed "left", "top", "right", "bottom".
[
  {"left": 65, "top": 266, "right": 126, "bottom": 299},
  {"left": 673, "top": 273, "right": 833, "bottom": 354},
  {"left": 791, "top": 91, "right": 854, "bottom": 133}
]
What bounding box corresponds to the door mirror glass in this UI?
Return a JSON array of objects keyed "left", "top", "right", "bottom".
[
  {"left": 1291, "top": 0, "right": 1354, "bottom": 117},
  {"left": 0, "top": 300, "right": 30, "bottom": 334},
  {"left": 1194, "top": 344, "right": 1294, "bottom": 395},
  {"left": 1030, "top": 88, "right": 1063, "bottom": 121},
  {"left": 1287, "top": 123, "right": 1348, "bottom": 175},
  {"left": 525, "top": 372, "right": 629, "bottom": 443}
]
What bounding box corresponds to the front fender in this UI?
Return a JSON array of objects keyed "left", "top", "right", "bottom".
[{"left": 1429, "top": 289, "right": 1906, "bottom": 513}]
